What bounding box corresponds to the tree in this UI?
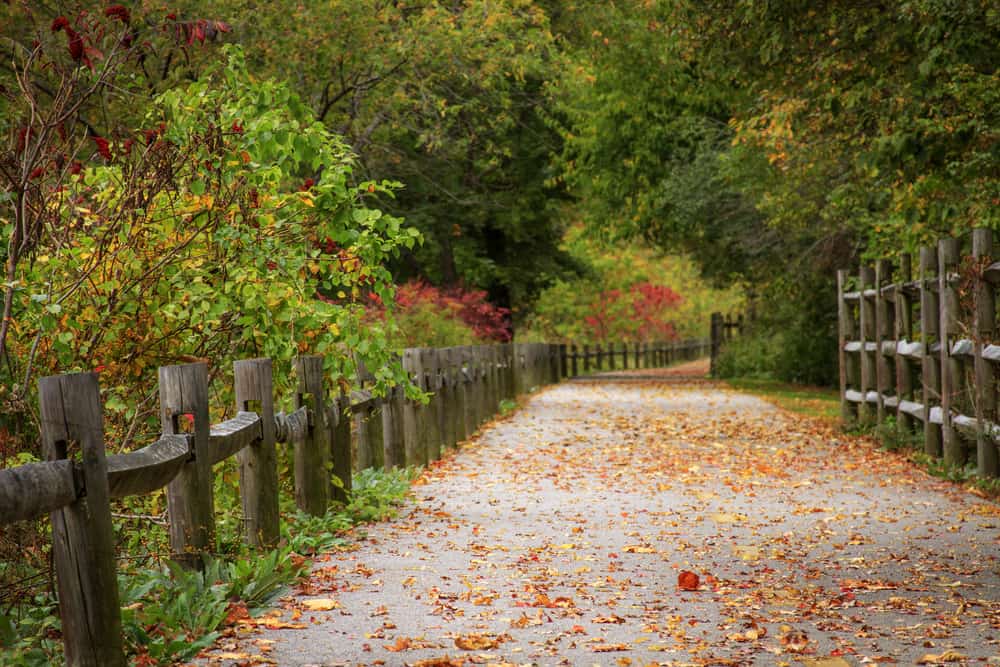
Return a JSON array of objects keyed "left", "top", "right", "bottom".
[
  {"left": 156, "top": 0, "right": 579, "bottom": 313},
  {"left": 1, "top": 36, "right": 417, "bottom": 450}
]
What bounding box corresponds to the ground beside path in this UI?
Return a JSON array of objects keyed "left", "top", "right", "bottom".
[{"left": 200, "top": 362, "right": 1000, "bottom": 666}]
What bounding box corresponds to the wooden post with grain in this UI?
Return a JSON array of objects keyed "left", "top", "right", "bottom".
[
  {"left": 234, "top": 358, "right": 279, "bottom": 549},
  {"left": 39, "top": 372, "right": 125, "bottom": 667},
  {"left": 160, "top": 362, "right": 214, "bottom": 564}
]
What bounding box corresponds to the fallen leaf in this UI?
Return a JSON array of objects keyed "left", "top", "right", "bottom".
[
  {"left": 238, "top": 618, "right": 307, "bottom": 630},
  {"left": 454, "top": 634, "right": 500, "bottom": 650},
  {"left": 917, "top": 650, "right": 968, "bottom": 664},
  {"left": 301, "top": 598, "right": 341, "bottom": 611},
  {"left": 408, "top": 657, "right": 464, "bottom": 667},
  {"left": 623, "top": 545, "right": 656, "bottom": 553},
  {"left": 593, "top": 614, "right": 626, "bottom": 624},
  {"left": 591, "top": 643, "right": 630, "bottom": 652},
  {"left": 385, "top": 637, "right": 413, "bottom": 652},
  {"left": 780, "top": 629, "right": 809, "bottom": 653},
  {"left": 677, "top": 570, "right": 700, "bottom": 591}
]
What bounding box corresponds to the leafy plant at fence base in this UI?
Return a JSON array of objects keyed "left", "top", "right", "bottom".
[{"left": 0, "top": 466, "right": 416, "bottom": 666}]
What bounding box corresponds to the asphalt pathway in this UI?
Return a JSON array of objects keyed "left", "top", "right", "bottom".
[{"left": 200, "top": 362, "right": 1000, "bottom": 666}]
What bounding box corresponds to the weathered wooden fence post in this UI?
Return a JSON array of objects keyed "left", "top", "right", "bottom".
[
  {"left": 634, "top": 341, "right": 641, "bottom": 369},
  {"left": 858, "top": 266, "right": 876, "bottom": 425},
  {"left": 489, "top": 345, "right": 502, "bottom": 413},
  {"left": 39, "top": 372, "right": 125, "bottom": 667},
  {"left": 920, "top": 246, "right": 942, "bottom": 456},
  {"left": 570, "top": 343, "right": 579, "bottom": 376},
  {"left": 450, "top": 347, "right": 468, "bottom": 443},
  {"left": 939, "top": 238, "right": 964, "bottom": 465},
  {"left": 382, "top": 382, "right": 405, "bottom": 470},
  {"left": 621, "top": 342, "right": 628, "bottom": 369},
  {"left": 462, "top": 346, "right": 478, "bottom": 434},
  {"left": 234, "top": 358, "right": 279, "bottom": 549},
  {"left": 583, "top": 343, "right": 591, "bottom": 373},
  {"left": 973, "top": 229, "right": 998, "bottom": 477},
  {"left": 477, "top": 346, "right": 491, "bottom": 423},
  {"left": 894, "top": 255, "right": 916, "bottom": 436},
  {"left": 504, "top": 343, "right": 517, "bottom": 398},
  {"left": 438, "top": 348, "right": 458, "bottom": 453},
  {"left": 608, "top": 342, "right": 617, "bottom": 370},
  {"left": 402, "top": 349, "right": 426, "bottom": 467},
  {"left": 837, "top": 271, "right": 857, "bottom": 423},
  {"left": 331, "top": 390, "right": 352, "bottom": 503},
  {"left": 160, "top": 362, "right": 213, "bottom": 564},
  {"left": 429, "top": 348, "right": 448, "bottom": 460},
  {"left": 294, "top": 356, "right": 330, "bottom": 516},
  {"left": 875, "top": 260, "right": 893, "bottom": 425}
]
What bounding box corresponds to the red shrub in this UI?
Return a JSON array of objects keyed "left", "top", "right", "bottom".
[
  {"left": 390, "top": 280, "right": 512, "bottom": 342},
  {"left": 583, "top": 281, "right": 682, "bottom": 342}
]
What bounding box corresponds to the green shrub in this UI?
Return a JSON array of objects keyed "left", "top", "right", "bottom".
[
  {"left": 0, "top": 595, "right": 61, "bottom": 667},
  {"left": 714, "top": 332, "right": 781, "bottom": 379}
]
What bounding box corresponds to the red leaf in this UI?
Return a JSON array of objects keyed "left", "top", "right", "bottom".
[
  {"left": 677, "top": 570, "right": 700, "bottom": 591},
  {"left": 92, "top": 136, "right": 111, "bottom": 160},
  {"left": 104, "top": 5, "right": 130, "bottom": 23}
]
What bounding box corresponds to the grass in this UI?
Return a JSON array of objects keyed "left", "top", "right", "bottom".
[{"left": 722, "top": 377, "right": 840, "bottom": 422}]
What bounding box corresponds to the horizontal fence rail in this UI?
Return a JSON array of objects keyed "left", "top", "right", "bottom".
[
  {"left": 0, "top": 337, "right": 709, "bottom": 666},
  {"left": 838, "top": 228, "right": 1000, "bottom": 481}
]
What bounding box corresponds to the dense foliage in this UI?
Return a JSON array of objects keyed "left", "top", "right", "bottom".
[
  {"left": 523, "top": 225, "right": 742, "bottom": 343},
  {"left": 368, "top": 280, "right": 512, "bottom": 348},
  {"left": 550, "top": 0, "right": 998, "bottom": 382},
  {"left": 2, "top": 0, "right": 996, "bottom": 658}
]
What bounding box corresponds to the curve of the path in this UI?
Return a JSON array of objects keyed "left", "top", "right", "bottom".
[{"left": 200, "top": 364, "right": 999, "bottom": 667}]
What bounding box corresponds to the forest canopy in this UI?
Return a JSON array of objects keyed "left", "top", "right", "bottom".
[{"left": 1, "top": 0, "right": 997, "bottom": 399}]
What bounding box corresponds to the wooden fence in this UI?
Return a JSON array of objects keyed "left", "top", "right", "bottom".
[
  {"left": 0, "top": 337, "right": 708, "bottom": 666},
  {"left": 838, "top": 228, "right": 1000, "bottom": 480},
  {"left": 709, "top": 311, "right": 745, "bottom": 376}
]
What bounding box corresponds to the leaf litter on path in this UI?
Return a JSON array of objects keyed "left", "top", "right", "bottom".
[{"left": 197, "top": 371, "right": 1000, "bottom": 666}]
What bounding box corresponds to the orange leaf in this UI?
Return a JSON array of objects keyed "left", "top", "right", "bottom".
[
  {"left": 454, "top": 633, "right": 500, "bottom": 650},
  {"left": 677, "top": 570, "right": 700, "bottom": 591},
  {"left": 384, "top": 637, "right": 412, "bottom": 652},
  {"left": 592, "top": 643, "right": 630, "bottom": 652},
  {"left": 410, "top": 658, "right": 465, "bottom": 667}
]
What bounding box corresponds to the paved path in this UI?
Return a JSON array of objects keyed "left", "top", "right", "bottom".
[{"left": 201, "top": 364, "right": 1000, "bottom": 666}]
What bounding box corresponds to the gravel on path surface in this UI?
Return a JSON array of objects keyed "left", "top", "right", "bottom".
[{"left": 198, "top": 367, "right": 1000, "bottom": 667}]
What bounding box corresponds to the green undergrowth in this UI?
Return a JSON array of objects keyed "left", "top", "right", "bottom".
[
  {"left": 722, "top": 377, "right": 840, "bottom": 422},
  {"left": 0, "top": 467, "right": 418, "bottom": 667}
]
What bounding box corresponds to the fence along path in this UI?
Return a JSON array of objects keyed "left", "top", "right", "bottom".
[
  {"left": 0, "top": 338, "right": 708, "bottom": 666},
  {"left": 838, "top": 227, "right": 1000, "bottom": 479}
]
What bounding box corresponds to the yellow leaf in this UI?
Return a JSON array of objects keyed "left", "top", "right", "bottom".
[
  {"left": 454, "top": 633, "right": 500, "bottom": 650},
  {"left": 918, "top": 651, "right": 967, "bottom": 664},
  {"left": 623, "top": 545, "right": 655, "bottom": 553}
]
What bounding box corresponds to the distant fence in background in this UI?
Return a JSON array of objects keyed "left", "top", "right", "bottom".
[
  {"left": 709, "top": 311, "right": 745, "bottom": 376},
  {"left": 838, "top": 228, "right": 1000, "bottom": 481},
  {"left": 0, "top": 336, "right": 709, "bottom": 666}
]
